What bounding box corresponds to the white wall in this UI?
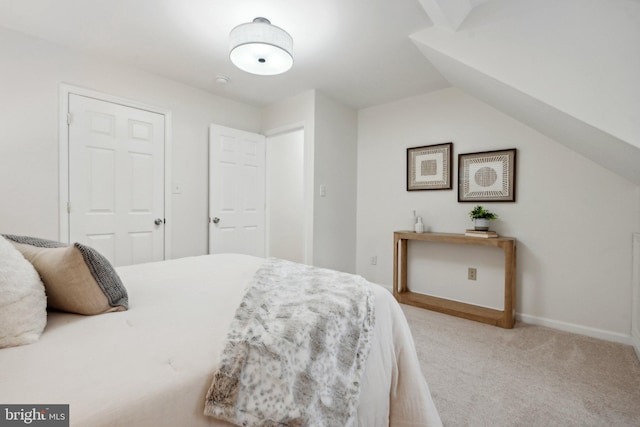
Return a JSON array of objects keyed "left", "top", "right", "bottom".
[
  {"left": 356, "top": 87, "right": 639, "bottom": 340},
  {"left": 0, "top": 27, "right": 261, "bottom": 258},
  {"left": 313, "top": 92, "right": 358, "bottom": 273}
]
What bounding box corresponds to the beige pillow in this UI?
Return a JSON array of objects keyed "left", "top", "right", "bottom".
[
  {"left": 0, "top": 235, "right": 47, "bottom": 348},
  {"left": 4, "top": 235, "right": 128, "bottom": 315}
]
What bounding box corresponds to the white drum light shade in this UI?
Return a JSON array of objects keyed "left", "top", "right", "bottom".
[{"left": 229, "top": 17, "right": 293, "bottom": 76}]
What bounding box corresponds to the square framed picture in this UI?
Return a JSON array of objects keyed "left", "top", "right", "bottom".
[
  {"left": 406, "top": 142, "right": 453, "bottom": 191},
  {"left": 458, "top": 149, "right": 517, "bottom": 202}
]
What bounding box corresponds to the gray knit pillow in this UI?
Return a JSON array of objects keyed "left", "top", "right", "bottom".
[{"left": 2, "top": 234, "right": 128, "bottom": 315}]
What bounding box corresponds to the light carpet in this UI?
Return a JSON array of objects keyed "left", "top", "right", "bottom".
[{"left": 402, "top": 305, "right": 640, "bottom": 427}]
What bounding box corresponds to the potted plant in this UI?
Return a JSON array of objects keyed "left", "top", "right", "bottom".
[{"left": 469, "top": 205, "right": 498, "bottom": 231}]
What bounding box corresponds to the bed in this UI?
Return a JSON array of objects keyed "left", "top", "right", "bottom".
[{"left": 0, "top": 252, "right": 441, "bottom": 426}]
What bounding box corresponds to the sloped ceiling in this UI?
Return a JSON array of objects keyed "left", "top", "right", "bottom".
[{"left": 412, "top": 0, "right": 640, "bottom": 184}]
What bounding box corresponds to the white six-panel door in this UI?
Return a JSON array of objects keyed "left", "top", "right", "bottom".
[
  {"left": 209, "top": 124, "right": 265, "bottom": 257},
  {"left": 68, "top": 94, "right": 165, "bottom": 266}
]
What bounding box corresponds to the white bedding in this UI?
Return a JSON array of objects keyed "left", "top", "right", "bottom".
[{"left": 0, "top": 254, "right": 441, "bottom": 427}]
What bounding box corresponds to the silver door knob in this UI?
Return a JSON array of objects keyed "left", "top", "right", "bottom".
[
  {"left": 212, "top": 217, "right": 220, "bottom": 224},
  {"left": 154, "top": 218, "right": 163, "bottom": 226}
]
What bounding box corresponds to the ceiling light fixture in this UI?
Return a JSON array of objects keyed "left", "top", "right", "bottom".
[{"left": 229, "top": 17, "right": 293, "bottom": 76}]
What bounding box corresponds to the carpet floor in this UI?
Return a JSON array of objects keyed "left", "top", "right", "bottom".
[{"left": 401, "top": 304, "right": 640, "bottom": 427}]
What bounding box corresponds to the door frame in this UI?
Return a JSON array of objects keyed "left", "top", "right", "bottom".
[
  {"left": 264, "top": 122, "right": 312, "bottom": 264},
  {"left": 58, "top": 83, "right": 173, "bottom": 260}
]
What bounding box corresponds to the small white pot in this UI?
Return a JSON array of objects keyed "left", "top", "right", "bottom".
[{"left": 474, "top": 218, "right": 490, "bottom": 231}]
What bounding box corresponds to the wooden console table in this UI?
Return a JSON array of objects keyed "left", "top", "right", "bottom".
[{"left": 393, "top": 231, "right": 516, "bottom": 328}]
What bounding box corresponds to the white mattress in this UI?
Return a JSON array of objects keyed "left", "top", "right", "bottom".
[{"left": 0, "top": 254, "right": 441, "bottom": 426}]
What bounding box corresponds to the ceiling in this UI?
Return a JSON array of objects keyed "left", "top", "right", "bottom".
[
  {"left": 2, "top": 0, "right": 637, "bottom": 184},
  {"left": 0, "top": 0, "right": 451, "bottom": 109}
]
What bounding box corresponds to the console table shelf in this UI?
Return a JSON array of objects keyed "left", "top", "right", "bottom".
[{"left": 393, "top": 231, "right": 517, "bottom": 328}]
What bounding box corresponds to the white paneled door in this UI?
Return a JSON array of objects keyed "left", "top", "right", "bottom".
[
  {"left": 209, "top": 124, "right": 265, "bottom": 257},
  {"left": 68, "top": 94, "right": 165, "bottom": 266}
]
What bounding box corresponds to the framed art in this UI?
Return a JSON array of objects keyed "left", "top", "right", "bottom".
[
  {"left": 458, "top": 148, "right": 517, "bottom": 202},
  {"left": 406, "top": 142, "right": 452, "bottom": 191}
]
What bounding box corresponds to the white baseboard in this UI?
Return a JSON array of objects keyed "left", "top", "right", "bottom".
[
  {"left": 633, "top": 330, "right": 640, "bottom": 361},
  {"left": 389, "top": 283, "right": 634, "bottom": 347},
  {"left": 516, "top": 313, "right": 632, "bottom": 346}
]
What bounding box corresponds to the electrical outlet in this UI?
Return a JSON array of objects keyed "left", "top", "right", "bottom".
[
  {"left": 370, "top": 256, "right": 377, "bottom": 265},
  {"left": 468, "top": 267, "right": 477, "bottom": 281}
]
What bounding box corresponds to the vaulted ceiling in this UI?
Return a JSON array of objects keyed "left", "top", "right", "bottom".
[
  {"left": 0, "top": 0, "right": 638, "bottom": 183},
  {"left": 413, "top": 0, "right": 640, "bottom": 184}
]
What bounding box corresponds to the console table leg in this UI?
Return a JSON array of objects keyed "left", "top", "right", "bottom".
[{"left": 399, "top": 239, "right": 408, "bottom": 293}]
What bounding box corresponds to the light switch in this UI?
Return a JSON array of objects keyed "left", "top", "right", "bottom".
[{"left": 320, "top": 185, "right": 326, "bottom": 197}]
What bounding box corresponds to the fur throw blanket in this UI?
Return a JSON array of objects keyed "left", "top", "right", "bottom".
[
  {"left": 0, "top": 235, "right": 47, "bottom": 348},
  {"left": 204, "top": 258, "right": 375, "bottom": 427}
]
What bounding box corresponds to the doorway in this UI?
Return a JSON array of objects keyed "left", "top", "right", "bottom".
[
  {"left": 266, "top": 128, "right": 305, "bottom": 263},
  {"left": 208, "top": 124, "right": 308, "bottom": 263}
]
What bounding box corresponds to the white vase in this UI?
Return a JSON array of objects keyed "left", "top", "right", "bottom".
[
  {"left": 414, "top": 216, "right": 425, "bottom": 233},
  {"left": 474, "top": 218, "right": 490, "bottom": 231}
]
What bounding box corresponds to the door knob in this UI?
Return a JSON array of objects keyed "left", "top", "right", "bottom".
[
  {"left": 212, "top": 217, "right": 220, "bottom": 224},
  {"left": 154, "top": 218, "right": 163, "bottom": 226}
]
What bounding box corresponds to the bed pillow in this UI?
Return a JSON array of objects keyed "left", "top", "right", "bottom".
[
  {"left": 0, "top": 235, "right": 47, "bottom": 348},
  {"left": 2, "top": 235, "right": 128, "bottom": 315}
]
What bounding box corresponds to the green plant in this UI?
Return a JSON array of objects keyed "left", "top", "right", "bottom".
[{"left": 469, "top": 205, "right": 498, "bottom": 221}]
